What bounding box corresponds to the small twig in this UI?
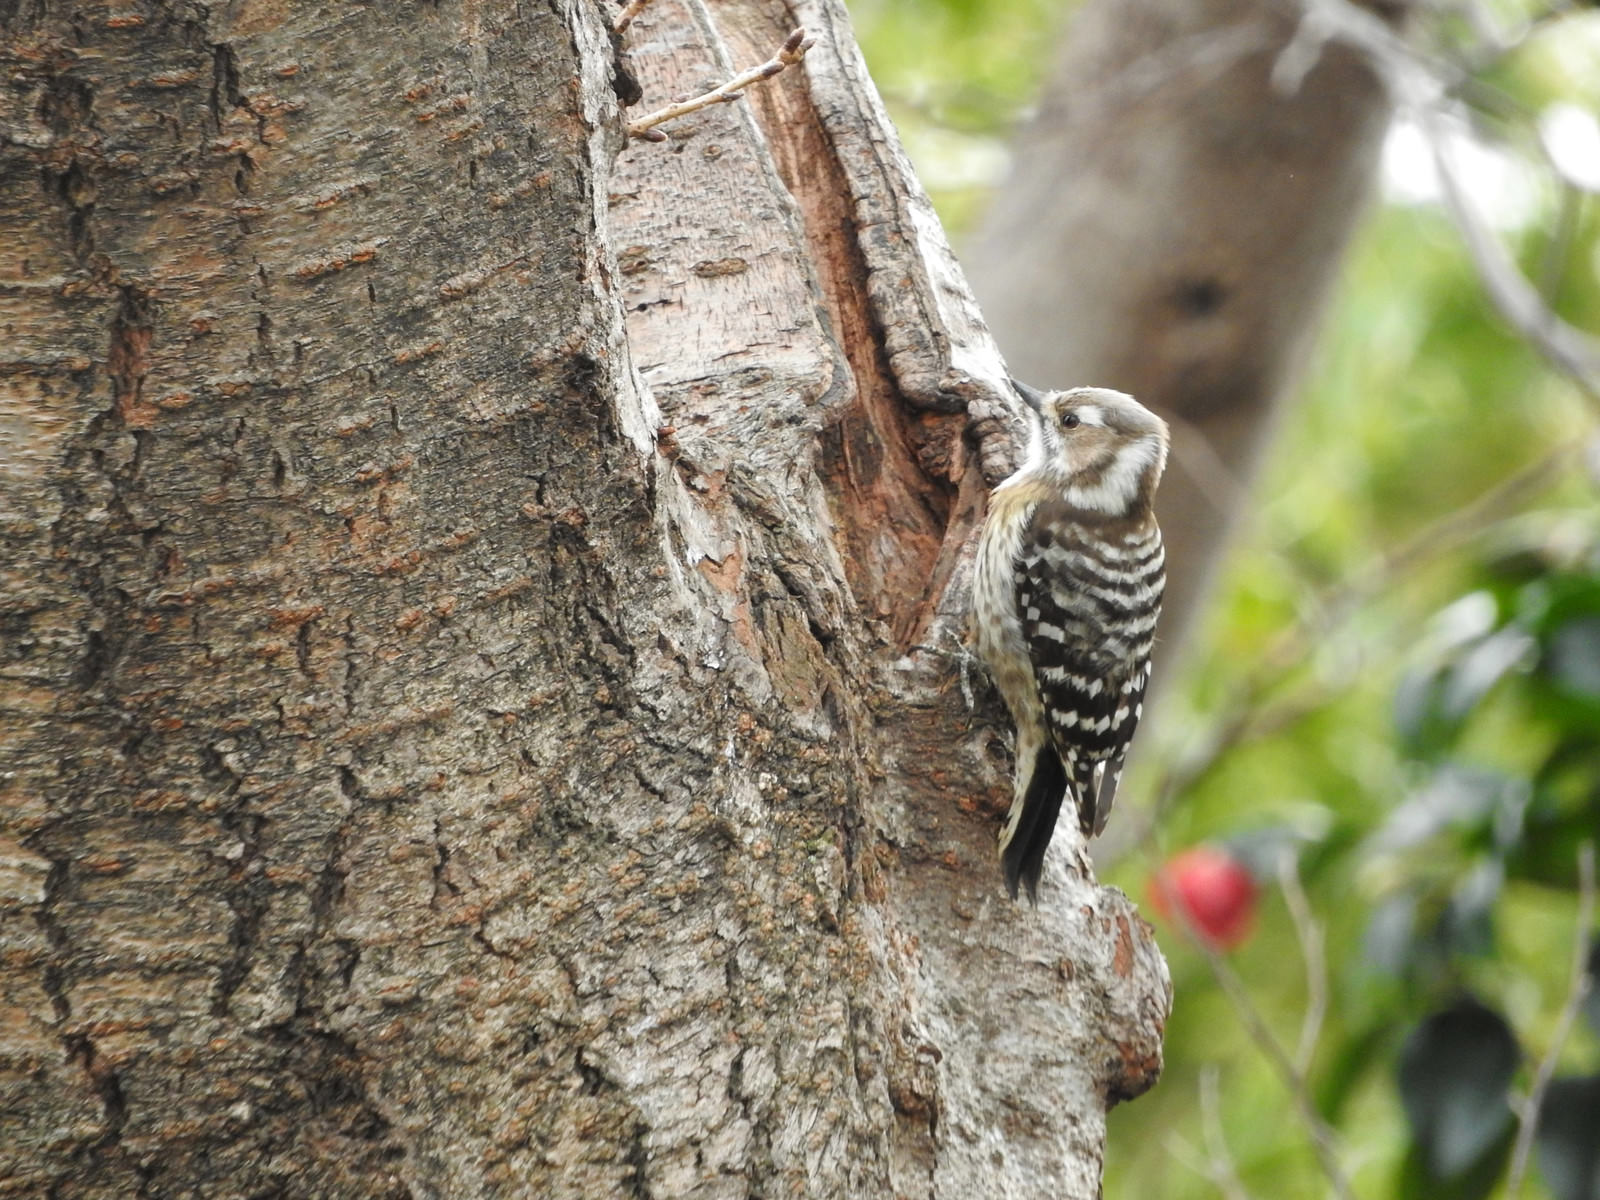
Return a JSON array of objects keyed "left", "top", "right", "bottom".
[
  {"left": 1457, "top": 0, "right": 1579, "bottom": 75},
  {"left": 1425, "top": 106, "right": 1600, "bottom": 405},
  {"left": 626, "top": 28, "right": 816, "bottom": 141},
  {"left": 1291, "top": 0, "right": 1600, "bottom": 407},
  {"left": 1536, "top": 183, "right": 1584, "bottom": 304},
  {"left": 1277, "top": 851, "right": 1327, "bottom": 1076},
  {"left": 1286, "top": 0, "right": 1447, "bottom": 107},
  {"left": 1270, "top": 4, "right": 1336, "bottom": 96},
  {"left": 1161, "top": 850, "right": 1356, "bottom": 1200},
  {"left": 1506, "top": 840, "right": 1596, "bottom": 1198},
  {"left": 1167, "top": 411, "right": 1250, "bottom": 516},
  {"left": 612, "top": 0, "right": 656, "bottom": 35},
  {"left": 1164, "top": 1132, "right": 1218, "bottom": 1186},
  {"left": 1200, "top": 1065, "right": 1256, "bottom": 1200}
]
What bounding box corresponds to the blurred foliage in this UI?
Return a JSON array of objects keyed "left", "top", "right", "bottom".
[
  {"left": 850, "top": 0, "right": 1600, "bottom": 1197},
  {"left": 847, "top": 0, "right": 1065, "bottom": 227}
]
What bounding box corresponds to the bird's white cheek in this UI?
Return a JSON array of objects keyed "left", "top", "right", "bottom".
[{"left": 1062, "top": 443, "right": 1140, "bottom": 513}]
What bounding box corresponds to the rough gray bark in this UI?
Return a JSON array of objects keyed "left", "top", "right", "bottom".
[
  {"left": 967, "top": 0, "right": 1402, "bottom": 658},
  {"left": 1, "top": 2, "right": 1168, "bottom": 1197}
]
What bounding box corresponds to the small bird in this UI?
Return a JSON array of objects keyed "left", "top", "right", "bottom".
[{"left": 973, "top": 380, "right": 1170, "bottom": 901}]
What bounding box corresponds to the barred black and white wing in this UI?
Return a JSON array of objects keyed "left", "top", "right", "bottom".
[{"left": 1002, "top": 500, "right": 1164, "bottom": 896}]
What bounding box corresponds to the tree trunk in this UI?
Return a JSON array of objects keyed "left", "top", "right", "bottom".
[
  {"left": 0, "top": 2, "right": 1167, "bottom": 1197},
  {"left": 966, "top": 0, "right": 1400, "bottom": 656}
]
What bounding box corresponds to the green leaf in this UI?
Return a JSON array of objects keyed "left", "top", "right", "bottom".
[
  {"left": 1440, "top": 860, "right": 1505, "bottom": 958},
  {"left": 1449, "top": 627, "right": 1537, "bottom": 715},
  {"left": 1365, "top": 890, "right": 1422, "bottom": 977},
  {"left": 1535, "top": 1074, "right": 1600, "bottom": 1200},
  {"left": 1367, "top": 767, "right": 1523, "bottom": 854},
  {"left": 1397, "top": 998, "right": 1519, "bottom": 1183},
  {"left": 1317, "top": 1022, "right": 1398, "bottom": 1123},
  {"left": 1398, "top": 1130, "right": 1515, "bottom": 1200},
  {"left": 1549, "top": 616, "right": 1600, "bottom": 699},
  {"left": 1585, "top": 940, "right": 1600, "bottom": 1037}
]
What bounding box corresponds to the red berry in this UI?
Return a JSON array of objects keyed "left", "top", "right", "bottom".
[{"left": 1148, "top": 845, "right": 1259, "bottom": 950}]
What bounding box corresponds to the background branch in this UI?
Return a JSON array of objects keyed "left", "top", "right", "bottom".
[
  {"left": 1201, "top": 1065, "right": 1257, "bottom": 1200},
  {"left": 1278, "top": 851, "right": 1328, "bottom": 1077},
  {"left": 1505, "top": 840, "right": 1597, "bottom": 1197},
  {"left": 1425, "top": 107, "right": 1600, "bottom": 405}
]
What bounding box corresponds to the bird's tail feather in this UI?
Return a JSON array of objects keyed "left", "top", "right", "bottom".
[{"left": 1001, "top": 744, "right": 1068, "bottom": 903}]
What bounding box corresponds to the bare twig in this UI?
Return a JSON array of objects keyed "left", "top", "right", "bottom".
[
  {"left": 1271, "top": 2, "right": 1337, "bottom": 96},
  {"left": 626, "top": 28, "right": 816, "bottom": 141},
  {"left": 1456, "top": 0, "right": 1580, "bottom": 75},
  {"left": 1425, "top": 107, "right": 1600, "bottom": 404},
  {"left": 1536, "top": 183, "right": 1584, "bottom": 304},
  {"left": 1284, "top": 0, "right": 1600, "bottom": 404},
  {"left": 1162, "top": 853, "right": 1356, "bottom": 1200},
  {"left": 1506, "top": 840, "right": 1596, "bottom": 1197},
  {"left": 1168, "top": 411, "right": 1250, "bottom": 516},
  {"left": 1200, "top": 1065, "right": 1256, "bottom": 1200},
  {"left": 1164, "top": 1132, "right": 1220, "bottom": 1187},
  {"left": 612, "top": 0, "right": 656, "bottom": 35},
  {"left": 1277, "top": 851, "right": 1327, "bottom": 1076},
  {"left": 1278, "top": 0, "right": 1447, "bottom": 106}
]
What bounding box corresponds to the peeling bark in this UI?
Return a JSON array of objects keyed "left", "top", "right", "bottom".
[{"left": 1, "top": 2, "right": 1168, "bottom": 1196}]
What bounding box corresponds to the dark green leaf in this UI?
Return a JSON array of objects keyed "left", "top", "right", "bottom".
[
  {"left": 1586, "top": 939, "right": 1600, "bottom": 1037},
  {"left": 1365, "top": 891, "right": 1421, "bottom": 977},
  {"left": 1398, "top": 998, "right": 1519, "bottom": 1182},
  {"left": 1441, "top": 627, "right": 1535, "bottom": 720},
  {"left": 1395, "top": 666, "right": 1445, "bottom": 750},
  {"left": 1535, "top": 1074, "right": 1600, "bottom": 1200},
  {"left": 1508, "top": 756, "right": 1600, "bottom": 887},
  {"left": 1549, "top": 616, "right": 1600, "bottom": 699},
  {"left": 1317, "top": 1023, "right": 1398, "bottom": 1123},
  {"left": 1398, "top": 1128, "right": 1514, "bottom": 1200},
  {"left": 1440, "top": 860, "right": 1504, "bottom": 958},
  {"left": 1368, "top": 767, "right": 1520, "bottom": 854}
]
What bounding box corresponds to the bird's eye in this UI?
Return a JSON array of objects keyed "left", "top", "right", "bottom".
[{"left": 1061, "top": 413, "right": 1080, "bottom": 429}]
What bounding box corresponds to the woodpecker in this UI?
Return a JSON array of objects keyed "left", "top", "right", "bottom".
[{"left": 973, "top": 380, "right": 1169, "bottom": 901}]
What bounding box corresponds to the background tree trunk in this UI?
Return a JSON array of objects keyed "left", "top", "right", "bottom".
[
  {"left": 966, "top": 0, "right": 1402, "bottom": 658},
  {"left": 1, "top": 2, "right": 1167, "bottom": 1196}
]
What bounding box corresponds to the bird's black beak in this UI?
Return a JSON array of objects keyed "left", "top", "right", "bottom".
[{"left": 1010, "top": 377, "right": 1049, "bottom": 413}]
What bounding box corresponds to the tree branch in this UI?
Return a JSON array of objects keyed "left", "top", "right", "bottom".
[
  {"left": 1283, "top": 0, "right": 1600, "bottom": 404},
  {"left": 613, "top": 0, "right": 657, "bottom": 35},
  {"left": 1201, "top": 1065, "right": 1256, "bottom": 1200},
  {"left": 626, "top": 28, "right": 816, "bottom": 141},
  {"left": 1506, "top": 840, "right": 1596, "bottom": 1197},
  {"left": 1424, "top": 106, "right": 1600, "bottom": 405},
  {"left": 1277, "top": 851, "right": 1327, "bottom": 1077}
]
